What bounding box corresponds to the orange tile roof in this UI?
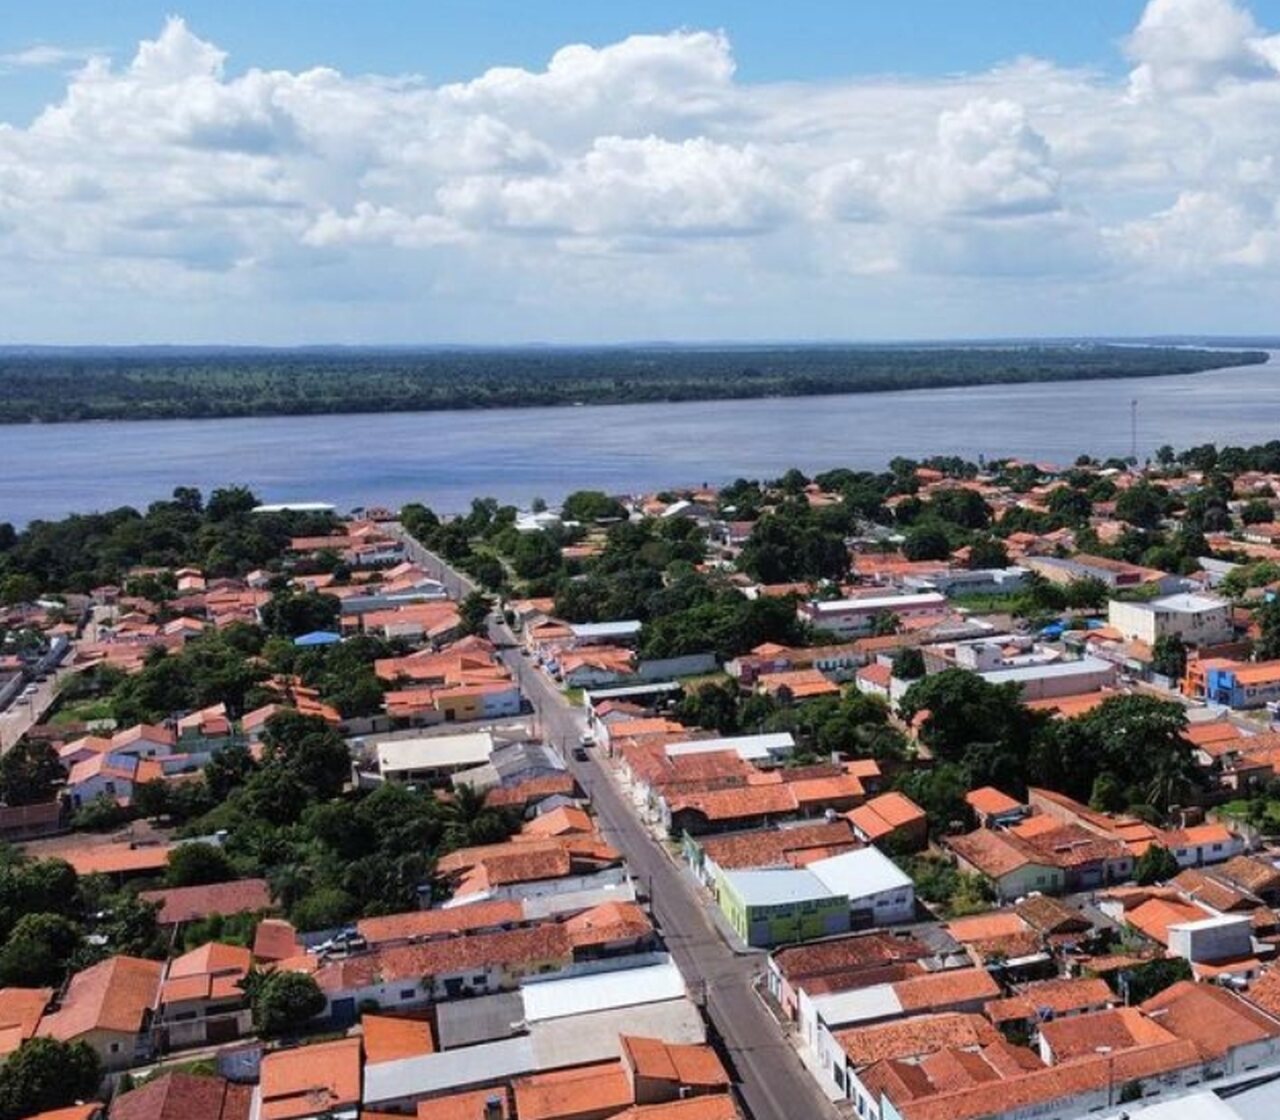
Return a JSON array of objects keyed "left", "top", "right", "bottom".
[
  {"left": 945, "top": 911, "right": 1028, "bottom": 944},
  {"left": 697, "top": 821, "right": 858, "bottom": 871},
  {"left": 893, "top": 969, "right": 1001, "bottom": 1012},
  {"left": 521, "top": 806, "right": 594, "bottom": 838},
  {"left": 39, "top": 956, "right": 163, "bottom": 1041},
  {"left": 667, "top": 784, "right": 798, "bottom": 822},
  {"left": 140, "top": 878, "right": 273, "bottom": 925},
  {"left": 513, "top": 1059, "right": 632, "bottom": 1120},
  {"left": 837, "top": 1013, "right": 1000, "bottom": 1068},
  {"left": 964, "top": 787, "right": 1023, "bottom": 816},
  {"left": 1140, "top": 980, "right": 1280, "bottom": 1060},
  {"left": 56, "top": 844, "right": 172, "bottom": 877},
  {"left": 563, "top": 901, "right": 653, "bottom": 949},
  {"left": 253, "top": 919, "right": 302, "bottom": 962},
  {"left": 984, "top": 976, "right": 1113, "bottom": 1024},
  {"left": 611, "top": 1099, "right": 739, "bottom": 1120},
  {"left": 259, "top": 1038, "right": 362, "bottom": 1120},
  {"left": 0, "top": 987, "right": 52, "bottom": 1057},
  {"left": 361, "top": 1013, "right": 436, "bottom": 1064},
  {"left": 1124, "top": 896, "right": 1212, "bottom": 946},
  {"left": 110, "top": 1071, "right": 253, "bottom": 1120},
  {"left": 414, "top": 1087, "right": 512, "bottom": 1120},
  {"left": 1039, "top": 1006, "right": 1175, "bottom": 1061},
  {"left": 619, "top": 1035, "right": 729, "bottom": 1090},
  {"left": 358, "top": 900, "right": 525, "bottom": 946}
]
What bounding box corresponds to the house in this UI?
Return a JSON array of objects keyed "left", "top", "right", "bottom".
[
  {"left": 176, "top": 704, "right": 237, "bottom": 751},
  {"left": 139, "top": 878, "right": 274, "bottom": 928},
  {"left": 154, "top": 942, "right": 253, "bottom": 1050},
  {"left": 360, "top": 1012, "right": 436, "bottom": 1066},
  {"left": 38, "top": 956, "right": 164, "bottom": 1071},
  {"left": 108, "top": 1072, "right": 251, "bottom": 1120},
  {"left": 373, "top": 731, "right": 495, "bottom": 785},
  {"left": 1108, "top": 593, "right": 1233, "bottom": 649},
  {"left": 619, "top": 1035, "right": 730, "bottom": 1105},
  {"left": 716, "top": 867, "right": 850, "bottom": 948},
  {"left": 797, "top": 593, "right": 948, "bottom": 640},
  {"left": 964, "top": 786, "right": 1027, "bottom": 828},
  {"left": 1023, "top": 553, "right": 1180, "bottom": 593},
  {"left": 0, "top": 986, "right": 52, "bottom": 1058},
  {"left": 256, "top": 1037, "right": 362, "bottom": 1120},
  {"left": 683, "top": 820, "right": 860, "bottom": 894},
  {"left": 846, "top": 792, "right": 928, "bottom": 850},
  {"left": 975, "top": 657, "right": 1117, "bottom": 703},
  {"left": 946, "top": 830, "right": 1065, "bottom": 902},
  {"left": 65, "top": 752, "right": 165, "bottom": 809},
  {"left": 512, "top": 1060, "right": 633, "bottom": 1120},
  {"left": 1197, "top": 658, "right": 1280, "bottom": 709},
  {"left": 765, "top": 930, "right": 934, "bottom": 1022}
]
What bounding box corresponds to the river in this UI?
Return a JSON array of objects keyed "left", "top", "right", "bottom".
[{"left": 2, "top": 352, "right": 1277, "bottom": 525}]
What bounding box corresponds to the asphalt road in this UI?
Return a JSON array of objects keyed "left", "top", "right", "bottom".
[
  {"left": 390, "top": 525, "right": 843, "bottom": 1120},
  {"left": 0, "top": 662, "right": 74, "bottom": 753}
]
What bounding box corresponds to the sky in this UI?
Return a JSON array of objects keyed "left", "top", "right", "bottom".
[{"left": 3, "top": 0, "right": 1280, "bottom": 344}]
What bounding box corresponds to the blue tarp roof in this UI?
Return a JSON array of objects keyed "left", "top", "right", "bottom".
[{"left": 294, "top": 630, "right": 342, "bottom": 646}]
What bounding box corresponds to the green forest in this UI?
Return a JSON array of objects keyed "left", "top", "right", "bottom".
[{"left": 0, "top": 344, "right": 1264, "bottom": 423}]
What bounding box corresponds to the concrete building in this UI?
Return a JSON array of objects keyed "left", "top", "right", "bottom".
[
  {"left": 1109, "top": 593, "right": 1233, "bottom": 648},
  {"left": 717, "top": 868, "right": 850, "bottom": 948},
  {"left": 977, "top": 656, "right": 1117, "bottom": 702},
  {"left": 797, "top": 593, "right": 948, "bottom": 640},
  {"left": 805, "top": 848, "right": 916, "bottom": 927}
]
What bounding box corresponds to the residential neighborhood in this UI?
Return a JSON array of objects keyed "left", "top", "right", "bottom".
[{"left": 9, "top": 444, "right": 1280, "bottom": 1120}]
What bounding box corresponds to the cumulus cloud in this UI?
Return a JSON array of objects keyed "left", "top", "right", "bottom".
[{"left": 2, "top": 5, "right": 1280, "bottom": 341}]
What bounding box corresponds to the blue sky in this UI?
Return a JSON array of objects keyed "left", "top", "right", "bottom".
[{"left": 3, "top": 0, "right": 1280, "bottom": 343}]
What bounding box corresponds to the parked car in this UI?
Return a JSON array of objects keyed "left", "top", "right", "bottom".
[{"left": 312, "top": 928, "right": 367, "bottom": 958}]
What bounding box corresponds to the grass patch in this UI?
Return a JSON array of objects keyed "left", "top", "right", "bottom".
[{"left": 49, "top": 699, "right": 115, "bottom": 726}]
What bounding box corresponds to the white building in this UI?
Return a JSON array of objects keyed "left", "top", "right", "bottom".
[
  {"left": 1108, "top": 593, "right": 1233, "bottom": 648},
  {"left": 805, "top": 847, "right": 915, "bottom": 926},
  {"left": 373, "top": 731, "right": 495, "bottom": 784},
  {"left": 977, "top": 656, "right": 1117, "bottom": 701},
  {"left": 797, "top": 593, "right": 948, "bottom": 640}
]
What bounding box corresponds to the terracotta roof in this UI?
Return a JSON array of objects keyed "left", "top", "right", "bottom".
[
  {"left": 513, "top": 1059, "right": 632, "bottom": 1120},
  {"left": 1140, "top": 980, "right": 1280, "bottom": 1060},
  {"left": 521, "top": 806, "right": 595, "bottom": 838},
  {"left": 1242, "top": 965, "right": 1280, "bottom": 1019},
  {"left": 847, "top": 792, "right": 925, "bottom": 842},
  {"left": 1172, "top": 867, "right": 1254, "bottom": 913},
  {"left": 562, "top": 902, "right": 653, "bottom": 949},
  {"left": 619, "top": 1035, "right": 729, "bottom": 1090},
  {"left": 253, "top": 919, "right": 302, "bottom": 963},
  {"left": 893, "top": 969, "right": 1001, "bottom": 1012},
  {"left": 697, "top": 821, "right": 858, "bottom": 871},
  {"left": 0, "top": 986, "right": 52, "bottom": 1057},
  {"left": 30, "top": 1108, "right": 103, "bottom": 1120},
  {"left": 1039, "top": 1005, "right": 1174, "bottom": 1061},
  {"left": 140, "top": 879, "right": 273, "bottom": 925},
  {"left": 964, "top": 787, "right": 1023, "bottom": 816},
  {"left": 109, "top": 1073, "right": 251, "bottom": 1120},
  {"left": 668, "top": 784, "right": 798, "bottom": 822},
  {"left": 1217, "top": 854, "right": 1280, "bottom": 896},
  {"left": 984, "top": 977, "right": 1113, "bottom": 1024},
  {"left": 57, "top": 844, "right": 172, "bottom": 877},
  {"left": 945, "top": 911, "right": 1028, "bottom": 945},
  {"left": 1013, "top": 894, "right": 1091, "bottom": 935},
  {"left": 39, "top": 956, "right": 163, "bottom": 1041},
  {"left": 836, "top": 1012, "right": 1000, "bottom": 1068},
  {"left": 357, "top": 900, "right": 525, "bottom": 946},
  {"left": 361, "top": 1013, "right": 436, "bottom": 1064},
  {"left": 1124, "top": 896, "right": 1211, "bottom": 946},
  {"left": 611, "top": 1100, "right": 739, "bottom": 1120},
  {"left": 770, "top": 931, "right": 932, "bottom": 983},
  {"left": 413, "top": 1087, "right": 511, "bottom": 1120},
  {"left": 259, "top": 1037, "right": 362, "bottom": 1120}
]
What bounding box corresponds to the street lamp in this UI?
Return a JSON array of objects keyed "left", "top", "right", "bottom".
[{"left": 1095, "top": 1046, "right": 1114, "bottom": 1109}]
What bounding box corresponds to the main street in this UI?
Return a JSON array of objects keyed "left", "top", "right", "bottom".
[{"left": 389, "top": 525, "right": 843, "bottom": 1120}]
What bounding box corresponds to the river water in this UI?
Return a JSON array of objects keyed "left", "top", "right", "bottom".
[{"left": 2, "top": 352, "right": 1277, "bottom": 525}]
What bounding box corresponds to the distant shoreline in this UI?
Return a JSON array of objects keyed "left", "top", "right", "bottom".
[{"left": 0, "top": 343, "right": 1267, "bottom": 426}]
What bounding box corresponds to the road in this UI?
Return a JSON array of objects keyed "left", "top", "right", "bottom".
[
  {"left": 0, "top": 662, "right": 74, "bottom": 753},
  {"left": 390, "top": 524, "right": 844, "bottom": 1120}
]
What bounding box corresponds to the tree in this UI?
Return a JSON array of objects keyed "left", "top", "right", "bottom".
[
  {"left": 1120, "top": 958, "right": 1192, "bottom": 1004},
  {"left": 1134, "top": 843, "right": 1180, "bottom": 886},
  {"left": 1151, "top": 634, "right": 1187, "bottom": 680},
  {"left": 459, "top": 591, "right": 492, "bottom": 637},
  {"left": 902, "top": 525, "right": 951, "bottom": 561},
  {"left": 250, "top": 970, "right": 327, "bottom": 1036},
  {"left": 928, "top": 488, "right": 990, "bottom": 529},
  {"left": 891, "top": 648, "right": 925, "bottom": 680},
  {"left": 165, "top": 842, "right": 236, "bottom": 888},
  {"left": 261, "top": 712, "right": 351, "bottom": 799},
  {"left": 1241, "top": 498, "right": 1275, "bottom": 525},
  {"left": 1115, "top": 483, "right": 1166, "bottom": 529},
  {"left": 0, "top": 1038, "right": 102, "bottom": 1120},
  {"left": 1255, "top": 599, "right": 1280, "bottom": 661},
  {"left": 206, "top": 486, "right": 259, "bottom": 521},
  {"left": 260, "top": 589, "right": 340, "bottom": 638},
  {"left": 1047, "top": 487, "right": 1093, "bottom": 524},
  {"left": 204, "top": 742, "right": 257, "bottom": 801},
  {"left": 0, "top": 739, "right": 63, "bottom": 807},
  {"left": 967, "top": 536, "right": 1009, "bottom": 570},
  {"left": 0, "top": 913, "right": 83, "bottom": 986},
  {"left": 562, "top": 491, "right": 627, "bottom": 523}
]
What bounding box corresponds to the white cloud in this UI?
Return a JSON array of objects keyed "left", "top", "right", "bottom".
[
  {"left": 2, "top": 6, "right": 1280, "bottom": 342},
  {"left": 0, "top": 44, "right": 102, "bottom": 70}
]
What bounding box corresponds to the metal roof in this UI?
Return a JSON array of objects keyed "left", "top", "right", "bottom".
[
  {"left": 521, "top": 958, "right": 686, "bottom": 1023},
  {"left": 722, "top": 867, "right": 838, "bottom": 908},
  {"left": 375, "top": 731, "right": 494, "bottom": 772},
  {"left": 807, "top": 847, "right": 914, "bottom": 901}
]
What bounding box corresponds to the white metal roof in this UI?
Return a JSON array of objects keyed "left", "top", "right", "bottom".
[
  {"left": 807, "top": 847, "right": 914, "bottom": 901},
  {"left": 979, "top": 656, "right": 1115, "bottom": 686},
  {"left": 807, "top": 592, "right": 947, "bottom": 614},
  {"left": 570, "top": 620, "right": 643, "bottom": 639},
  {"left": 723, "top": 867, "right": 839, "bottom": 908},
  {"left": 665, "top": 732, "right": 795, "bottom": 761},
  {"left": 376, "top": 731, "right": 494, "bottom": 772},
  {"left": 810, "top": 983, "right": 904, "bottom": 1028},
  {"left": 520, "top": 958, "right": 686, "bottom": 1022}
]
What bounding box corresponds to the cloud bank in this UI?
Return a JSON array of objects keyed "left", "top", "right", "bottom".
[{"left": 2, "top": 0, "right": 1280, "bottom": 342}]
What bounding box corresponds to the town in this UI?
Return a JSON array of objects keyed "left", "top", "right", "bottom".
[{"left": 8, "top": 444, "right": 1280, "bottom": 1120}]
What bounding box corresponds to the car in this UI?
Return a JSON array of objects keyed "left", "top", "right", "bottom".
[
  {"left": 579, "top": 731, "right": 596, "bottom": 748},
  {"left": 573, "top": 746, "right": 588, "bottom": 761},
  {"left": 312, "top": 928, "right": 367, "bottom": 958},
  {"left": 21, "top": 684, "right": 38, "bottom": 697}
]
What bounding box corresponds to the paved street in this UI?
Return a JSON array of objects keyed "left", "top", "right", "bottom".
[
  {"left": 0, "top": 662, "right": 74, "bottom": 753},
  {"left": 390, "top": 524, "right": 844, "bottom": 1120}
]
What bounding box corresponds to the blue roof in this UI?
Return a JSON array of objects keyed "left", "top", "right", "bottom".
[{"left": 294, "top": 630, "right": 342, "bottom": 646}]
